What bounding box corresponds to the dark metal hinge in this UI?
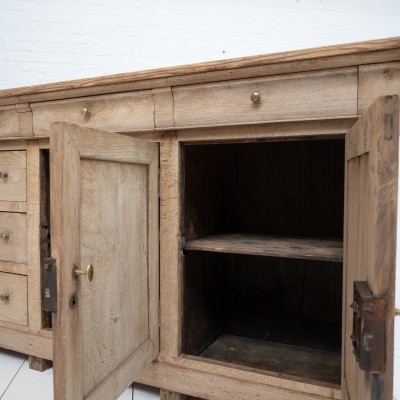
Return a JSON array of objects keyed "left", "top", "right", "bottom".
[
  {"left": 43, "top": 257, "right": 57, "bottom": 313},
  {"left": 351, "top": 281, "right": 387, "bottom": 373}
]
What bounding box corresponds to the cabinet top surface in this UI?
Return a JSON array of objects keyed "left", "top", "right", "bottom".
[{"left": 0, "top": 36, "right": 399, "bottom": 106}]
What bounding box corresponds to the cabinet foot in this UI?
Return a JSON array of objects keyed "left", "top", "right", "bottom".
[{"left": 28, "top": 356, "right": 52, "bottom": 372}]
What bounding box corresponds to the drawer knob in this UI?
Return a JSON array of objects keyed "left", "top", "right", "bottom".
[
  {"left": 250, "top": 91, "right": 261, "bottom": 103},
  {"left": 0, "top": 171, "right": 8, "bottom": 178},
  {"left": 0, "top": 293, "right": 9, "bottom": 302},
  {"left": 73, "top": 263, "right": 94, "bottom": 282},
  {"left": 80, "top": 107, "right": 91, "bottom": 117},
  {"left": 0, "top": 233, "right": 9, "bottom": 240}
]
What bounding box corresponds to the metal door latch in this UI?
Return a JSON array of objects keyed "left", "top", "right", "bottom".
[
  {"left": 43, "top": 257, "right": 57, "bottom": 313},
  {"left": 351, "top": 281, "right": 386, "bottom": 373}
]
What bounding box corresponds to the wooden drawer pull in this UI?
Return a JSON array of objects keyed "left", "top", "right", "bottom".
[
  {"left": 0, "top": 171, "right": 8, "bottom": 178},
  {"left": 80, "top": 107, "right": 91, "bottom": 117},
  {"left": 250, "top": 91, "right": 261, "bottom": 103},
  {"left": 0, "top": 293, "right": 9, "bottom": 302},
  {"left": 0, "top": 233, "right": 9, "bottom": 240}
]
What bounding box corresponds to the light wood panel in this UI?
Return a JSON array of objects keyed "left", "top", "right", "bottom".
[
  {"left": 0, "top": 37, "right": 399, "bottom": 106},
  {"left": 0, "top": 150, "right": 26, "bottom": 202},
  {"left": 32, "top": 91, "right": 155, "bottom": 137},
  {"left": 51, "top": 122, "right": 159, "bottom": 400},
  {"left": 0, "top": 272, "right": 27, "bottom": 326},
  {"left": 185, "top": 234, "right": 343, "bottom": 262},
  {"left": 343, "top": 96, "right": 398, "bottom": 400},
  {"left": 0, "top": 212, "right": 27, "bottom": 264},
  {"left": 137, "top": 359, "right": 341, "bottom": 400},
  {"left": 358, "top": 62, "right": 400, "bottom": 113},
  {"left": 0, "top": 105, "right": 19, "bottom": 138},
  {"left": 173, "top": 68, "right": 357, "bottom": 127}
]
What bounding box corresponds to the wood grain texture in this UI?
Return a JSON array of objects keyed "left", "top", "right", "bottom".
[
  {"left": 51, "top": 122, "right": 159, "bottom": 400},
  {"left": 0, "top": 212, "right": 27, "bottom": 263},
  {"left": 0, "top": 201, "right": 26, "bottom": 213},
  {"left": 32, "top": 91, "right": 155, "bottom": 137},
  {"left": 0, "top": 323, "right": 52, "bottom": 359},
  {"left": 159, "top": 135, "right": 184, "bottom": 359},
  {"left": 16, "top": 103, "right": 33, "bottom": 138},
  {"left": 153, "top": 87, "right": 174, "bottom": 129},
  {"left": 200, "top": 334, "right": 340, "bottom": 385},
  {"left": 0, "top": 150, "right": 26, "bottom": 202},
  {"left": 26, "top": 142, "right": 42, "bottom": 333},
  {"left": 173, "top": 68, "right": 357, "bottom": 127},
  {"left": 185, "top": 234, "right": 343, "bottom": 262},
  {"left": 343, "top": 96, "right": 399, "bottom": 400},
  {"left": 0, "top": 37, "right": 399, "bottom": 106},
  {"left": 0, "top": 105, "right": 19, "bottom": 137},
  {"left": 358, "top": 62, "right": 400, "bottom": 114},
  {"left": 0, "top": 261, "right": 27, "bottom": 275},
  {"left": 137, "top": 359, "right": 341, "bottom": 400},
  {"left": 0, "top": 272, "right": 27, "bottom": 326}
]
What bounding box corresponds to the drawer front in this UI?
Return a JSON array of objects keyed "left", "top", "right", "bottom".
[
  {"left": 173, "top": 67, "right": 357, "bottom": 127},
  {"left": 0, "top": 151, "right": 27, "bottom": 203},
  {"left": 0, "top": 106, "right": 19, "bottom": 138},
  {"left": 0, "top": 272, "right": 27, "bottom": 326},
  {"left": 31, "top": 91, "right": 155, "bottom": 136},
  {"left": 0, "top": 213, "right": 27, "bottom": 264}
]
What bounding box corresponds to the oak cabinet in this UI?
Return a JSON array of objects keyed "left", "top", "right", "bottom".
[{"left": 0, "top": 37, "right": 399, "bottom": 400}]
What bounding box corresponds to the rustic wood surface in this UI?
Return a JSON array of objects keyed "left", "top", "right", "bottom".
[
  {"left": 0, "top": 212, "right": 27, "bottom": 264},
  {"left": 51, "top": 122, "right": 159, "bottom": 400},
  {"left": 343, "top": 96, "right": 399, "bottom": 400},
  {"left": 358, "top": 62, "right": 400, "bottom": 114},
  {"left": 200, "top": 334, "right": 341, "bottom": 385},
  {"left": 31, "top": 91, "right": 155, "bottom": 137},
  {"left": 0, "top": 106, "right": 19, "bottom": 137},
  {"left": 0, "top": 272, "right": 27, "bottom": 326},
  {"left": 0, "top": 37, "right": 399, "bottom": 106},
  {"left": 173, "top": 68, "right": 357, "bottom": 127},
  {"left": 0, "top": 150, "right": 26, "bottom": 202},
  {"left": 185, "top": 234, "right": 343, "bottom": 262}
]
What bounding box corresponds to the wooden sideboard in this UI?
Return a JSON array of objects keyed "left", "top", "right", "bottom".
[{"left": 0, "top": 37, "right": 399, "bottom": 400}]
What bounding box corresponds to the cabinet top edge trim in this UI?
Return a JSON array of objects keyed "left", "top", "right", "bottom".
[{"left": 0, "top": 37, "right": 399, "bottom": 106}]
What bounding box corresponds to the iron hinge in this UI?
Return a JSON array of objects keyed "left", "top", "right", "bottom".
[
  {"left": 43, "top": 257, "right": 57, "bottom": 313},
  {"left": 351, "top": 281, "right": 387, "bottom": 373}
]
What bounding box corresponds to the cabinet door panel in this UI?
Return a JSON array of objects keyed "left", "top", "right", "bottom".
[
  {"left": 344, "top": 96, "right": 398, "bottom": 400},
  {"left": 50, "top": 122, "right": 159, "bottom": 400}
]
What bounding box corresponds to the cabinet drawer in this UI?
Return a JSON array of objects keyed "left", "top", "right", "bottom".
[
  {"left": 0, "top": 213, "right": 27, "bottom": 264},
  {"left": 0, "top": 272, "right": 27, "bottom": 326},
  {"left": 173, "top": 67, "right": 357, "bottom": 127},
  {"left": 0, "top": 106, "right": 19, "bottom": 138},
  {"left": 31, "top": 91, "right": 155, "bottom": 136},
  {"left": 0, "top": 151, "right": 27, "bottom": 203}
]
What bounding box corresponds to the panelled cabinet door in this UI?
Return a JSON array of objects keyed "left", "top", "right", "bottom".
[
  {"left": 343, "top": 96, "right": 399, "bottom": 400},
  {"left": 50, "top": 122, "right": 159, "bottom": 400}
]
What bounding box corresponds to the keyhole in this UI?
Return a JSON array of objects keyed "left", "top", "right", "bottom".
[{"left": 69, "top": 293, "right": 78, "bottom": 309}]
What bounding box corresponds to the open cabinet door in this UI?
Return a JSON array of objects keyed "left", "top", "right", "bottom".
[
  {"left": 50, "top": 122, "right": 159, "bottom": 400},
  {"left": 344, "top": 96, "right": 399, "bottom": 400}
]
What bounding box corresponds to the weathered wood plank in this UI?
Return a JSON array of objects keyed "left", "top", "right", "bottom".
[{"left": 185, "top": 234, "right": 343, "bottom": 262}]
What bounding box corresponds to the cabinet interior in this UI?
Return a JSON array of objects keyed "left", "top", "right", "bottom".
[{"left": 183, "top": 138, "right": 345, "bottom": 386}]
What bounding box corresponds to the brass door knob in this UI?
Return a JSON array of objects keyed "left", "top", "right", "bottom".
[
  {"left": 80, "top": 107, "right": 91, "bottom": 117},
  {"left": 0, "top": 233, "right": 9, "bottom": 240},
  {"left": 250, "top": 91, "right": 261, "bottom": 103},
  {"left": 73, "top": 263, "right": 94, "bottom": 282},
  {"left": 0, "top": 293, "right": 9, "bottom": 302},
  {"left": 0, "top": 172, "right": 8, "bottom": 178},
  {"left": 396, "top": 308, "right": 400, "bottom": 317}
]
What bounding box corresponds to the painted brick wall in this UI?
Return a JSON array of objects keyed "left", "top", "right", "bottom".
[
  {"left": 0, "top": 0, "right": 400, "bottom": 89},
  {"left": 1, "top": 1, "right": 400, "bottom": 399}
]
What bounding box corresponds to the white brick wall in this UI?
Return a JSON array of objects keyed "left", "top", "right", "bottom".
[
  {"left": 0, "top": 0, "right": 400, "bottom": 89},
  {"left": 1, "top": 1, "right": 400, "bottom": 399}
]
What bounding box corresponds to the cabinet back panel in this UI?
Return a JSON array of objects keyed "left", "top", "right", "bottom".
[{"left": 184, "top": 139, "right": 345, "bottom": 239}]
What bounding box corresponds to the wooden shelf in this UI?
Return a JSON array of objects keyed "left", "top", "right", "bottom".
[
  {"left": 199, "top": 334, "right": 341, "bottom": 385},
  {"left": 184, "top": 234, "right": 343, "bottom": 262}
]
